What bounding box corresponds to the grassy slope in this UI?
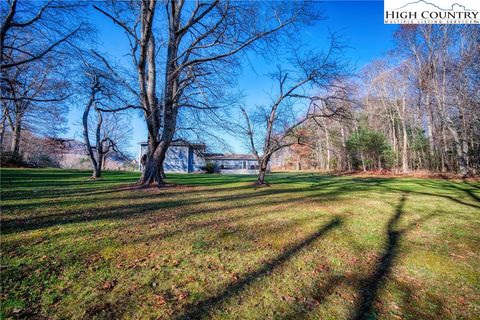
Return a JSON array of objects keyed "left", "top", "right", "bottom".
[{"left": 1, "top": 168, "right": 479, "bottom": 319}]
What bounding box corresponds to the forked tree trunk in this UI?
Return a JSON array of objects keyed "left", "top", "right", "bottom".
[
  {"left": 82, "top": 86, "right": 102, "bottom": 179},
  {"left": 140, "top": 154, "right": 164, "bottom": 186},
  {"left": 256, "top": 166, "right": 267, "bottom": 185},
  {"left": 139, "top": 139, "right": 169, "bottom": 187},
  {"left": 256, "top": 156, "right": 270, "bottom": 186},
  {"left": 138, "top": 2, "right": 175, "bottom": 188}
]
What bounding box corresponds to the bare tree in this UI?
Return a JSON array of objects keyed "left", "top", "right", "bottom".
[
  {"left": 1, "top": 0, "right": 89, "bottom": 157},
  {"left": 256, "top": 26, "right": 479, "bottom": 176},
  {"left": 1, "top": 56, "right": 70, "bottom": 156},
  {"left": 240, "top": 48, "right": 348, "bottom": 185},
  {"left": 365, "top": 60, "right": 412, "bottom": 173},
  {"left": 1, "top": 0, "right": 86, "bottom": 70},
  {"left": 394, "top": 25, "right": 480, "bottom": 176},
  {"left": 83, "top": 106, "right": 131, "bottom": 178},
  {"left": 95, "top": 0, "right": 321, "bottom": 187},
  {"left": 80, "top": 55, "right": 133, "bottom": 178}
]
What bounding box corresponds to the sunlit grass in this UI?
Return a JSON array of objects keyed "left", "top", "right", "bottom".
[{"left": 1, "top": 168, "right": 479, "bottom": 319}]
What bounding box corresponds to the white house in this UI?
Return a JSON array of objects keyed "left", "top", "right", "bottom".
[
  {"left": 138, "top": 140, "right": 259, "bottom": 174},
  {"left": 204, "top": 153, "right": 259, "bottom": 174},
  {"left": 139, "top": 140, "right": 206, "bottom": 173}
]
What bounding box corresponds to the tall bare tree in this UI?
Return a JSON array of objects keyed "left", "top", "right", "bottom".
[{"left": 95, "top": 0, "right": 321, "bottom": 186}]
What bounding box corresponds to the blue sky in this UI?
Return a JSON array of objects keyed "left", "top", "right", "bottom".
[{"left": 66, "top": 1, "right": 398, "bottom": 156}]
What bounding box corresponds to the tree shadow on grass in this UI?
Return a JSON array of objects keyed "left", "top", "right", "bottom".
[
  {"left": 3, "top": 173, "right": 474, "bottom": 235},
  {"left": 350, "top": 194, "right": 447, "bottom": 320},
  {"left": 1, "top": 176, "right": 354, "bottom": 234},
  {"left": 351, "top": 194, "right": 407, "bottom": 320},
  {"left": 174, "top": 216, "right": 343, "bottom": 320},
  {"left": 275, "top": 194, "right": 446, "bottom": 320}
]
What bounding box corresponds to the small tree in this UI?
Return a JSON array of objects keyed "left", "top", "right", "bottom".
[
  {"left": 346, "top": 127, "right": 393, "bottom": 171},
  {"left": 241, "top": 46, "right": 347, "bottom": 185},
  {"left": 80, "top": 55, "right": 133, "bottom": 178}
]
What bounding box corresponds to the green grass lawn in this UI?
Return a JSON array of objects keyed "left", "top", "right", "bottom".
[{"left": 1, "top": 168, "right": 479, "bottom": 319}]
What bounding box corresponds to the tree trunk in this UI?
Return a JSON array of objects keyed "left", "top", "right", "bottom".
[
  {"left": 139, "top": 138, "right": 168, "bottom": 187},
  {"left": 318, "top": 140, "right": 324, "bottom": 170},
  {"left": 425, "top": 93, "right": 437, "bottom": 170},
  {"left": 11, "top": 111, "right": 22, "bottom": 155},
  {"left": 82, "top": 90, "right": 101, "bottom": 179},
  {"left": 401, "top": 97, "right": 409, "bottom": 173},
  {"left": 449, "top": 127, "right": 468, "bottom": 176},
  {"left": 140, "top": 154, "right": 164, "bottom": 186},
  {"left": 0, "top": 116, "right": 6, "bottom": 153},
  {"left": 95, "top": 150, "right": 103, "bottom": 179},
  {"left": 340, "top": 125, "right": 348, "bottom": 171},
  {"left": 256, "top": 156, "right": 270, "bottom": 185},
  {"left": 325, "top": 124, "right": 331, "bottom": 171},
  {"left": 92, "top": 165, "right": 101, "bottom": 178},
  {"left": 138, "top": 3, "right": 175, "bottom": 187},
  {"left": 256, "top": 165, "right": 267, "bottom": 185},
  {"left": 401, "top": 126, "right": 408, "bottom": 173},
  {"left": 102, "top": 154, "right": 107, "bottom": 170},
  {"left": 360, "top": 151, "right": 366, "bottom": 172}
]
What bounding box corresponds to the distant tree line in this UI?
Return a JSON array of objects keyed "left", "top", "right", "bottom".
[{"left": 270, "top": 25, "right": 480, "bottom": 177}]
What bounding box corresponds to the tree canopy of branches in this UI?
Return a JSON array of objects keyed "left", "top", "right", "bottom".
[
  {"left": 240, "top": 43, "right": 349, "bottom": 185},
  {"left": 94, "top": 0, "right": 321, "bottom": 187},
  {"left": 1, "top": 0, "right": 88, "bottom": 156},
  {"left": 80, "top": 55, "right": 132, "bottom": 178}
]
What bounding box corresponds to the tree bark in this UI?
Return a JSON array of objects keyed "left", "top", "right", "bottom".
[
  {"left": 11, "top": 110, "right": 22, "bottom": 155},
  {"left": 448, "top": 126, "right": 468, "bottom": 176},
  {"left": 140, "top": 140, "right": 166, "bottom": 186},
  {"left": 256, "top": 155, "right": 271, "bottom": 185},
  {"left": 82, "top": 82, "right": 101, "bottom": 179},
  {"left": 325, "top": 125, "right": 331, "bottom": 171},
  {"left": 360, "top": 151, "right": 366, "bottom": 172},
  {"left": 401, "top": 97, "right": 409, "bottom": 173},
  {"left": 425, "top": 93, "right": 437, "bottom": 170}
]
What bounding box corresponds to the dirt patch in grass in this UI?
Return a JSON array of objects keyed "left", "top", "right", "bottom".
[{"left": 332, "top": 170, "right": 480, "bottom": 182}]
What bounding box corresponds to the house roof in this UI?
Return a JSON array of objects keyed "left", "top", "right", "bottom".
[
  {"left": 139, "top": 139, "right": 205, "bottom": 149},
  {"left": 205, "top": 153, "right": 257, "bottom": 161}
]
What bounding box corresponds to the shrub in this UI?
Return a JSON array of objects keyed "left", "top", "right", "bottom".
[
  {"left": 0, "top": 151, "right": 25, "bottom": 167},
  {"left": 35, "top": 154, "right": 60, "bottom": 168},
  {"left": 203, "top": 162, "right": 219, "bottom": 173}
]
